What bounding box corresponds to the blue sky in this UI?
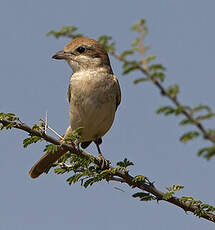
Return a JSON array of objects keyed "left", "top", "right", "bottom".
[{"left": 1, "top": 1, "right": 215, "bottom": 229}]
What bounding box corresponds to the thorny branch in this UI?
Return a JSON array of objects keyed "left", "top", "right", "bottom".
[
  {"left": 1, "top": 22, "right": 215, "bottom": 223},
  {"left": 0, "top": 118, "right": 214, "bottom": 223},
  {"left": 109, "top": 34, "right": 215, "bottom": 144}
]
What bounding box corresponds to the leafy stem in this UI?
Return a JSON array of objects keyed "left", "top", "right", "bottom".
[{"left": 0, "top": 114, "right": 215, "bottom": 223}]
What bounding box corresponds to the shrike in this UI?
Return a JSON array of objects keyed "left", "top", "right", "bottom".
[{"left": 29, "top": 37, "right": 121, "bottom": 178}]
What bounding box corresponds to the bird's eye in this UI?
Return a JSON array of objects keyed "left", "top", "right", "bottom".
[{"left": 76, "top": 46, "right": 86, "bottom": 53}]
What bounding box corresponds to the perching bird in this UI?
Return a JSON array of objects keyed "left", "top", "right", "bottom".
[{"left": 29, "top": 37, "right": 121, "bottom": 178}]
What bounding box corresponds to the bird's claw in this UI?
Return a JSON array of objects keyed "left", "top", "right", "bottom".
[{"left": 98, "top": 153, "right": 110, "bottom": 169}]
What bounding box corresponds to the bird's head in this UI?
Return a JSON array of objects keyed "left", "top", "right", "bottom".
[{"left": 52, "top": 37, "right": 112, "bottom": 73}]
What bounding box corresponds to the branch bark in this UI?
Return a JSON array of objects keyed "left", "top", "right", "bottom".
[
  {"left": 1, "top": 118, "right": 214, "bottom": 223},
  {"left": 109, "top": 47, "right": 215, "bottom": 144}
]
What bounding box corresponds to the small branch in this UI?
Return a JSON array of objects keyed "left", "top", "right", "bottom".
[
  {"left": 0, "top": 117, "right": 214, "bottom": 223},
  {"left": 116, "top": 172, "right": 215, "bottom": 223},
  {"left": 45, "top": 110, "right": 48, "bottom": 134},
  {"left": 110, "top": 50, "right": 215, "bottom": 144},
  {"left": 40, "top": 118, "right": 64, "bottom": 140},
  {"left": 0, "top": 118, "right": 91, "bottom": 159},
  {"left": 143, "top": 67, "right": 215, "bottom": 143}
]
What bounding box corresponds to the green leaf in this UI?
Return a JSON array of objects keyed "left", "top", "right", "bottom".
[
  {"left": 117, "top": 158, "right": 134, "bottom": 167},
  {"left": 180, "top": 131, "right": 200, "bottom": 143},
  {"left": 5, "top": 123, "right": 14, "bottom": 129},
  {"left": 121, "top": 49, "right": 136, "bottom": 58},
  {"left": 180, "top": 196, "right": 215, "bottom": 217},
  {"left": 54, "top": 168, "right": 68, "bottom": 175},
  {"left": 148, "top": 64, "right": 166, "bottom": 72},
  {"left": 180, "top": 196, "right": 194, "bottom": 203},
  {"left": 163, "top": 191, "right": 174, "bottom": 200},
  {"left": 123, "top": 66, "right": 139, "bottom": 75},
  {"left": 130, "top": 18, "right": 148, "bottom": 33},
  {"left": 4, "top": 112, "right": 15, "bottom": 117},
  {"left": 163, "top": 184, "right": 184, "bottom": 200},
  {"left": 133, "top": 175, "right": 147, "bottom": 183},
  {"left": 157, "top": 105, "right": 191, "bottom": 117},
  {"left": 156, "top": 106, "right": 171, "bottom": 114},
  {"left": 66, "top": 154, "right": 93, "bottom": 172},
  {"left": 156, "top": 106, "right": 175, "bottom": 116},
  {"left": 67, "top": 173, "right": 84, "bottom": 185},
  {"left": 0, "top": 113, "right": 19, "bottom": 128},
  {"left": 166, "top": 184, "right": 184, "bottom": 192},
  {"left": 32, "top": 124, "right": 40, "bottom": 130},
  {"left": 207, "top": 129, "right": 215, "bottom": 135},
  {"left": 133, "top": 78, "right": 149, "bottom": 84},
  {"left": 174, "top": 105, "right": 191, "bottom": 115},
  {"left": 138, "top": 18, "right": 147, "bottom": 26},
  {"left": 83, "top": 178, "right": 95, "bottom": 188},
  {"left": 47, "top": 25, "right": 83, "bottom": 39},
  {"left": 207, "top": 129, "right": 215, "bottom": 138},
  {"left": 198, "top": 145, "right": 215, "bottom": 159},
  {"left": 131, "top": 38, "right": 140, "bottom": 47},
  {"left": 148, "top": 64, "right": 166, "bottom": 82},
  {"left": 132, "top": 192, "right": 155, "bottom": 201},
  {"left": 0, "top": 112, "right": 4, "bottom": 119},
  {"left": 55, "top": 152, "right": 72, "bottom": 166},
  {"left": 44, "top": 144, "right": 58, "bottom": 153},
  {"left": 23, "top": 136, "right": 43, "bottom": 148},
  {"left": 191, "top": 105, "right": 211, "bottom": 114},
  {"left": 195, "top": 113, "right": 215, "bottom": 121},
  {"left": 179, "top": 118, "right": 194, "bottom": 126},
  {"left": 167, "top": 84, "right": 179, "bottom": 97},
  {"left": 111, "top": 166, "right": 125, "bottom": 174},
  {"left": 63, "top": 127, "right": 83, "bottom": 142},
  {"left": 122, "top": 61, "right": 141, "bottom": 75},
  {"left": 97, "top": 35, "right": 115, "bottom": 52},
  {"left": 150, "top": 72, "right": 166, "bottom": 82},
  {"left": 145, "top": 55, "right": 157, "bottom": 63}
]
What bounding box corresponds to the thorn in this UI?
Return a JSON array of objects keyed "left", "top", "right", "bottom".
[
  {"left": 149, "top": 181, "right": 155, "bottom": 187},
  {"left": 45, "top": 110, "right": 48, "bottom": 134},
  {"left": 40, "top": 118, "right": 63, "bottom": 139}
]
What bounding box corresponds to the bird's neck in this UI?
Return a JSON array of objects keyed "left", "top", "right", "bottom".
[{"left": 73, "top": 66, "right": 113, "bottom": 75}]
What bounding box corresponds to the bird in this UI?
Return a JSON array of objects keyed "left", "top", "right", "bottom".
[{"left": 29, "top": 37, "right": 121, "bottom": 178}]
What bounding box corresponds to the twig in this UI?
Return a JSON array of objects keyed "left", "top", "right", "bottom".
[
  {"left": 109, "top": 49, "right": 215, "bottom": 144},
  {"left": 45, "top": 110, "right": 48, "bottom": 134},
  {"left": 40, "top": 118, "right": 63, "bottom": 140},
  {"left": 0, "top": 117, "right": 214, "bottom": 223}
]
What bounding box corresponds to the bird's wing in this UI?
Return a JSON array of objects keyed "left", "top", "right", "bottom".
[
  {"left": 67, "top": 83, "right": 71, "bottom": 103},
  {"left": 112, "top": 75, "right": 121, "bottom": 110}
]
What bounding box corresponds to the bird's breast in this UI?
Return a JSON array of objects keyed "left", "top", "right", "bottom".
[{"left": 68, "top": 71, "right": 117, "bottom": 141}]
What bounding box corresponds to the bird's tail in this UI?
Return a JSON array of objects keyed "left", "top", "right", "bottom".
[
  {"left": 29, "top": 127, "right": 73, "bottom": 179},
  {"left": 29, "top": 147, "right": 68, "bottom": 179}
]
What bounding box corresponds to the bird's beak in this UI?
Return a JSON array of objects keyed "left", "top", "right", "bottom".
[{"left": 52, "top": 50, "right": 70, "bottom": 60}]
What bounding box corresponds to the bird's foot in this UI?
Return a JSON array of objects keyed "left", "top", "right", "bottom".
[
  {"left": 74, "top": 139, "right": 79, "bottom": 147},
  {"left": 97, "top": 153, "right": 110, "bottom": 169}
]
